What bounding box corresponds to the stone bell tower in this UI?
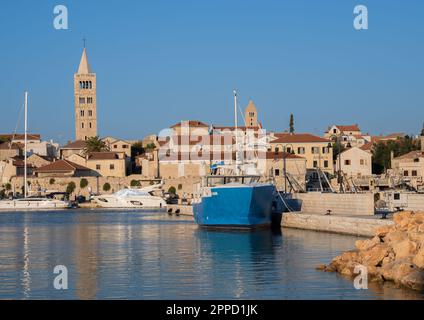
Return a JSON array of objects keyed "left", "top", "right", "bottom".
[
  {"left": 244, "top": 100, "right": 258, "bottom": 127},
  {"left": 420, "top": 122, "right": 424, "bottom": 152},
  {"left": 74, "top": 46, "right": 97, "bottom": 141}
]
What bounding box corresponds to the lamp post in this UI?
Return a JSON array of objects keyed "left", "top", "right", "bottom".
[{"left": 282, "top": 144, "right": 294, "bottom": 193}]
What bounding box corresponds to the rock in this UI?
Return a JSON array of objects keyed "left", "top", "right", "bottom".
[
  {"left": 412, "top": 248, "right": 424, "bottom": 268},
  {"left": 355, "top": 236, "right": 380, "bottom": 251},
  {"left": 316, "top": 264, "right": 327, "bottom": 271},
  {"left": 393, "top": 240, "right": 418, "bottom": 259},
  {"left": 393, "top": 211, "right": 413, "bottom": 226},
  {"left": 374, "top": 225, "right": 393, "bottom": 238},
  {"left": 381, "top": 258, "right": 415, "bottom": 282},
  {"left": 408, "top": 231, "right": 424, "bottom": 246},
  {"left": 400, "top": 270, "right": 424, "bottom": 291},
  {"left": 360, "top": 244, "right": 390, "bottom": 267},
  {"left": 385, "top": 230, "right": 407, "bottom": 244}
]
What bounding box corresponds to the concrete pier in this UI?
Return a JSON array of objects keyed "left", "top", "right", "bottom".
[
  {"left": 167, "top": 204, "right": 194, "bottom": 216},
  {"left": 281, "top": 212, "right": 394, "bottom": 237},
  {"left": 292, "top": 192, "right": 375, "bottom": 216}
]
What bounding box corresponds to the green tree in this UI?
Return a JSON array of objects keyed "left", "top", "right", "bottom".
[
  {"left": 289, "top": 114, "right": 295, "bottom": 134},
  {"left": 130, "top": 180, "right": 141, "bottom": 187},
  {"left": 168, "top": 186, "right": 176, "bottom": 194},
  {"left": 66, "top": 182, "right": 76, "bottom": 195},
  {"left": 372, "top": 136, "right": 420, "bottom": 174},
  {"left": 80, "top": 178, "right": 89, "bottom": 189},
  {"left": 103, "top": 183, "right": 111, "bottom": 192},
  {"left": 131, "top": 141, "right": 145, "bottom": 157},
  {"left": 84, "top": 136, "right": 109, "bottom": 154},
  {"left": 146, "top": 143, "right": 156, "bottom": 150},
  {"left": 332, "top": 141, "right": 346, "bottom": 161}
]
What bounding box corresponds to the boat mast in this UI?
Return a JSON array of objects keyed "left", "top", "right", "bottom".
[
  {"left": 24, "top": 91, "right": 28, "bottom": 198},
  {"left": 233, "top": 90, "right": 240, "bottom": 175}
]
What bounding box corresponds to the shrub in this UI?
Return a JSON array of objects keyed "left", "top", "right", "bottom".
[
  {"left": 4, "top": 183, "right": 12, "bottom": 191},
  {"left": 66, "top": 182, "right": 76, "bottom": 195},
  {"left": 80, "top": 178, "right": 89, "bottom": 189},
  {"left": 130, "top": 180, "right": 141, "bottom": 187},
  {"left": 168, "top": 186, "right": 176, "bottom": 194},
  {"left": 103, "top": 183, "right": 111, "bottom": 192}
]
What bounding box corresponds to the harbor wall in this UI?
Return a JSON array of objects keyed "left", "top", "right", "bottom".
[
  {"left": 292, "top": 192, "right": 375, "bottom": 216},
  {"left": 399, "top": 193, "right": 424, "bottom": 211},
  {"left": 281, "top": 212, "right": 394, "bottom": 237}
]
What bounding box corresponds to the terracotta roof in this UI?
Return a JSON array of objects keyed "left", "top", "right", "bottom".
[
  {"left": 35, "top": 160, "right": 90, "bottom": 172},
  {"left": 0, "top": 142, "right": 21, "bottom": 150},
  {"left": 379, "top": 133, "right": 405, "bottom": 140},
  {"left": 212, "top": 126, "right": 263, "bottom": 132},
  {"left": 61, "top": 140, "right": 86, "bottom": 149},
  {"left": 360, "top": 142, "right": 374, "bottom": 151},
  {"left": 266, "top": 152, "right": 304, "bottom": 160},
  {"left": 271, "top": 133, "right": 330, "bottom": 144},
  {"left": 0, "top": 133, "right": 41, "bottom": 141},
  {"left": 9, "top": 156, "right": 35, "bottom": 168},
  {"left": 87, "top": 152, "right": 123, "bottom": 160},
  {"left": 394, "top": 150, "right": 424, "bottom": 160},
  {"left": 170, "top": 120, "right": 209, "bottom": 128},
  {"left": 335, "top": 125, "right": 361, "bottom": 132}
]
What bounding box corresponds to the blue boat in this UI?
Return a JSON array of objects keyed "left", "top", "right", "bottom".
[{"left": 193, "top": 176, "right": 277, "bottom": 228}]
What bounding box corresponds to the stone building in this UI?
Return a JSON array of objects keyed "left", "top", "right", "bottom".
[
  {"left": 101, "top": 137, "right": 132, "bottom": 158},
  {"left": 391, "top": 151, "right": 424, "bottom": 189},
  {"left": 66, "top": 152, "right": 128, "bottom": 178},
  {"left": 336, "top": 147, "right": 372, "bottom": 178},
  {"left": 268, "top": 133, "right": 333, "bottom": 174}
]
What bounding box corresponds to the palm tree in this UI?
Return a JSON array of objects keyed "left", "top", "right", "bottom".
[{"left": 84, "top": 136, "right": 109, "bottom": 154}]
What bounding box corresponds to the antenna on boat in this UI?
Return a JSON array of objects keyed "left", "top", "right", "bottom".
[
  {"left": 233, "top": 90, "right": 240, "bottom": 175},
  {"left": 24, "top": 91, "right": 28, "bottom": 198}
]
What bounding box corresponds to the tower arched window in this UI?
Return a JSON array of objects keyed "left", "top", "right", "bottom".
[
  {"left": 81, "top": 123, "right": 84, "bottom": 129},
  {"left": 89, "top": 81, "right": 92, "bottom": 89}
]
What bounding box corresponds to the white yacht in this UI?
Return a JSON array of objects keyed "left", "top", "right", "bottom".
[
  {"left": 0, "top": 197, "right": 72, "bottom": 210},
  {"left": 0, "top": 92, "right": 72, "bottom": 211},
  {"left": 92, "top": 184, "right": 167, "bottom": 209}
]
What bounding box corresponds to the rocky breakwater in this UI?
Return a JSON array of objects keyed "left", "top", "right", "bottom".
[{"left": 318, "top": 211, "right": 424, "bottom": 291}]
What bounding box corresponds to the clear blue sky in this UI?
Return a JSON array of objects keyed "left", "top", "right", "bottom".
[{"left": 0, "top": 0, "right": 423, "bottom": 144}]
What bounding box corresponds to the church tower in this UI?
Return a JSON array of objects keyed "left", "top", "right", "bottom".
[
  {"left": 245, "top": 100, "right": 258, "bottom": 127},
  {"left": 74, "top": 47, "right": 97, "bottom": 141}
]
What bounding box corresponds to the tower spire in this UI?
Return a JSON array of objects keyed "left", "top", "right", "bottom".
[{"left": 77, "top": 45, "right": 92, "bottom": 74}]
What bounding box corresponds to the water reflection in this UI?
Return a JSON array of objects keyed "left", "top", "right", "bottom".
[{"left": 0, "top": 210, "right": 423, "bottom": 300}]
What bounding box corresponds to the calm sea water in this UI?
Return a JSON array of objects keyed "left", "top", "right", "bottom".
[{"left": 0, "top": 210, "right": 422, "bottom": 300}]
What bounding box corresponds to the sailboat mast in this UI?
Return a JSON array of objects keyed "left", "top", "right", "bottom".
[
  {"left": 233, "top": 90, "right": 240, "bottom": 175},
  {"left": 24, "top": 91, "right": 28, "bottom": 198}
]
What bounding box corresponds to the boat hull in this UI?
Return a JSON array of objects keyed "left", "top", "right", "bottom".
[
  {"left": 93, "top": 195, "right": 167, "bottom": 210},
  {"left": 0, "top": 199, "right": 72, "bottom": 211},
  {"left": 193, "top": 184, "right": 276, "bottom": 228}
]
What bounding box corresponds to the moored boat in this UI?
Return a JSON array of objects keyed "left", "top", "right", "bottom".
[
  {"left": 92, "top": 184, "right": 167, "bottom": 209},
  {"left": 193, "top": 175, "right": 276, "bottom": 228}
]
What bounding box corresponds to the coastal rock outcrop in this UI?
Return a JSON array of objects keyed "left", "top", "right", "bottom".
[{"left": 318, "top": 211, "right": 424, "bottom": 291}]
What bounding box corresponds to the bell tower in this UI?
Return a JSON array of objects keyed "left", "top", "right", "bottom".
[
  {"left": 74, "top": 46, "right": 97, "bottom": 141},
  {"left": 245, "top": 100, "right": 258, "bottom": 127}
]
